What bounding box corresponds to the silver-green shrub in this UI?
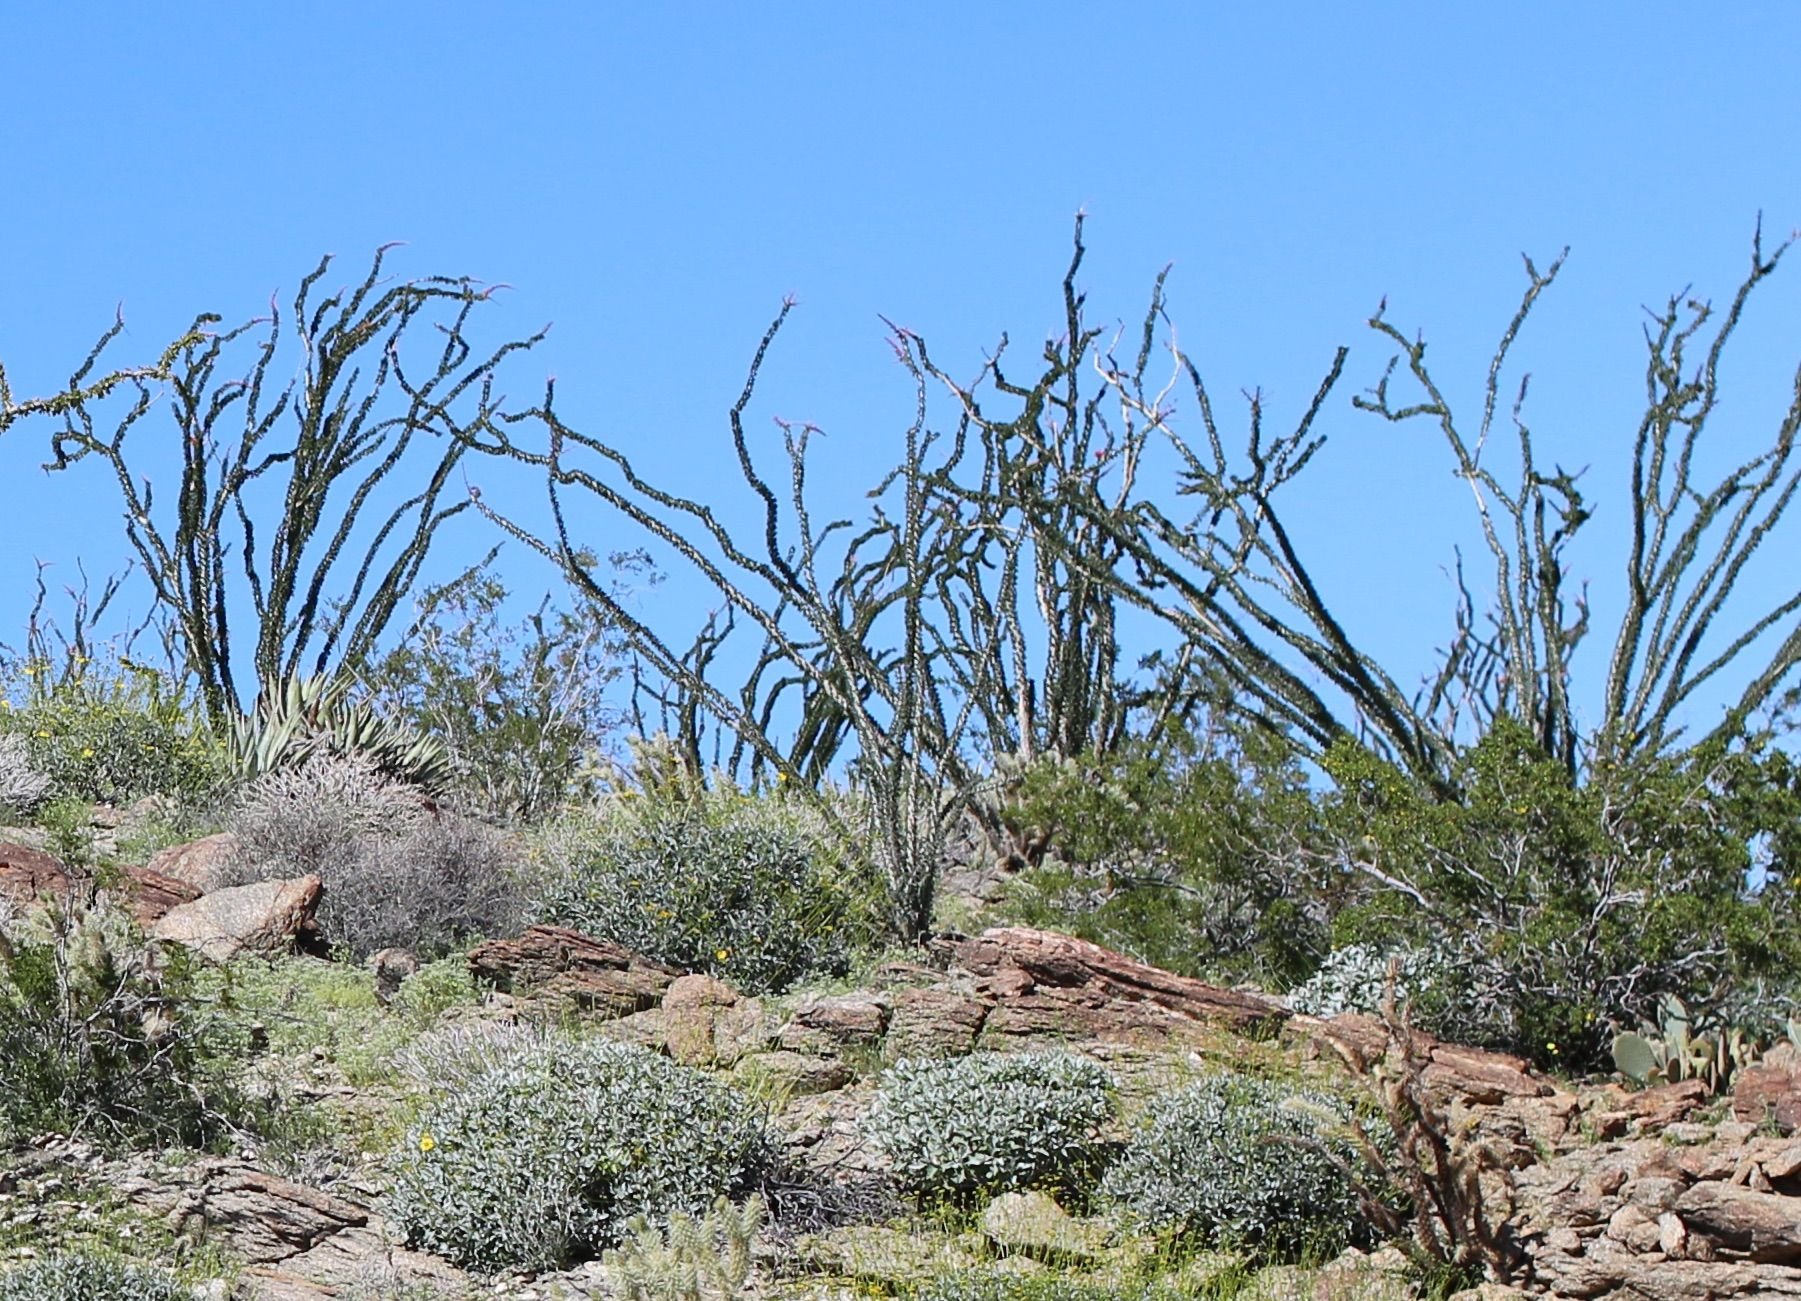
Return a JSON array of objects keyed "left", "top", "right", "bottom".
[
  {"left": 1287, "top": 943, "right": 1509, "bottom": 1048},
  {"left": 0, "top": 1253, "right": 189, "bottom": 1301},
  {"left": 0, "top": 732, "right": 50, "bottom": 815},
  {"left": 387, "top": 1037, "right": 768, "bottom": 1273},
  {"left": 1100, "top": 1073, "right": 1362, "bottom": 1254},
  {"left": 391, "top": 1019, "right": 550, "bottom": 1094},
  {"left": 531, "top": 791, "right": 865, "bottom": 993},
  {"left": 864, "top": 1051, "right": 1116, "bottom": 1201},
  {"left": 1286, "top": 944, "right": 1445, "bottom": 1019}
]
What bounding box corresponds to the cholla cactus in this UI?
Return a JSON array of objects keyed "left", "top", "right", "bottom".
[{"left": 606, "top": 1195, "right": 765, "bottom": 1301}]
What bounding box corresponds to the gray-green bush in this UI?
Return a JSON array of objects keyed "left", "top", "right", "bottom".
[
  {"left": 864, "top": 1051, "right": 1116, "bottom": 1202},
  {"left": 1286, "top": 943, "right": 1509, "bottom": 1048},
  {"left": 531, "top": 792, "right": 864, "bottom": 993},
  {"left": 1101, "top": 1074, "right": 1363, "bottom": 1255},
  {"left": 0, "top": 1253, "right": 190, "bottom": 1301},
  {"left": 387, "top": 1037, "right": 768, "bottom": 1273}
]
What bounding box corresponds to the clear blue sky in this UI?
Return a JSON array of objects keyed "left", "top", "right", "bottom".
[{"left": 3, "top": 4, "right": 1800, "bottom": 743}]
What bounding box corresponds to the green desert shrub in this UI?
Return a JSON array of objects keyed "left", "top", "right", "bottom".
[
  {"left": 200, "top": 952, "right": 483, "bottom": 1087},
  {"left": 387, "top": 1037, "right": 769, "bottom": 1273},
  {"left": 1322, "top": 719, "right": 1801, "bottom": 1068},
  {"left": 531, "top": 788, "right": 867, "bottom": 993},
  {"left": 1101, "top": 1074, "right": 1363, "bottom": 1256},
  {"left": 0, "top": 901, "right": 246, "bottom": 1147},
  {"left": 864, "top": 1051, "right": 1116, "bottom": 1203},
  {"left": 0, "top": 657, "right": 225, "bottom": 808},
  {"left": 1001, "top": 717, "right": 1330, "bottom": 991},
  {"left": 0, "top": 1253, "right": 190, "bottom": 1301}
]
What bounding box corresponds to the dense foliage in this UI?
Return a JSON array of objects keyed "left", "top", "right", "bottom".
[
  {"left": 0, "top": 658, "right": 224, "bottom": 809},
  {"left": 1322, "top": 719, "right": 1801, "bottom": 1065},
  {"left": 1101, "top": 1074, "right": 1365, "bottom": 1255},
  {"left": 1002, "top": 716, "right": 1329, "bottom": 989},
  {"left": 865, "top": 1051, "right": 1117, "bottom": 1202},
  {"left": 387, "top": 1038, "right": 768, "bottom": 1272},
  {"left": 532, "top": 785, "right": 868, "bottom": 993}
]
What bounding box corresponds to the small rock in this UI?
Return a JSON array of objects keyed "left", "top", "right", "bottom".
[
  {"left": 467, "top": 924, "right": 680, "bottom": 1015},
  {"left": 1735, "top": 1057, "right": 1801, "bottom": 1135},
  {"left": 980, "top": 1190, "right": 1109, "bottom": 1261},
  {"left": 368, "top": 948, "right": 419, "bottom": 1005},
  {"left": 778, "top": 992, "right": 890, "bottom": 1054},
  {"left": 732, "top": 1050, "right": 853, "bottom": 1097},
  {"left": 151, "top": 876, "right": 322, "bottom": 961},
  {"left": 1673, "top": 1181, "right": 1801, "bottom": 1262},
  {"left": 661, "top": 973, "right": 741, "bottom": 1066},
  {"left": 1658, "top": 1210, "right": 1690, "bottom": 1258}
]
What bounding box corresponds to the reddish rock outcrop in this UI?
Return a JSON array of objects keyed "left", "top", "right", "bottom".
[
  {"left": 885, "top": 987, "right": 991, "bottom": 1059},
  {"left": 466, "top": 923, "right": 682, "bottom": 1015},
  {"left": 1300, "top": 1011, "right": 1553, "bottom": 1103},
  {"left": 1514, "top": 1134, "right": 1801, "bottom": 1296},
  {"left": 147, "top": 831, "right": 243, "bottom": 893},
  {"left": 939, "top": 926, "right": 1287, "bottom": 1045},
  {"left": 0, "top": 840, "right": 75, "bottom": 904},
  {"left": 115, "top": 864, "right": 203, "bottom": 926},
  {"left": 0, "top": 840, "right": 202, "bottom": 926},
  {"left": 1734, "top": 1045, "right": 1801, "bottom": 1135}
]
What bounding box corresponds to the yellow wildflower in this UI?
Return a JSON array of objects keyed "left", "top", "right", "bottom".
[
  {"left": 418, "top": 1131, "right": 437, "bottom": 1152},
  {"left": 715, "top": 948, "right": 731, "bottom": 962}
]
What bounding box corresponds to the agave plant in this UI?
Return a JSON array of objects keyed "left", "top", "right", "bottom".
[{"left": 228, "top": 673, "right": 453, "bottom": 795}]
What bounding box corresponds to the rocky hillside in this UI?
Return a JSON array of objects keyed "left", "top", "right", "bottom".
[{"left": 4, "top": 831, "right": 1801, "bottom": 1300}]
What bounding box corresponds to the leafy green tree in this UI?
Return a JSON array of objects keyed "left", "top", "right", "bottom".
[
  {"left": 357, "top": 547, "right": 641, "bottom": 822},
  {"left": 1003, "top": 707, "right": 1332, "bottom": 989},
  {"left": 1323, "top": 718, "right": 1801, "bottom": 1066}
]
